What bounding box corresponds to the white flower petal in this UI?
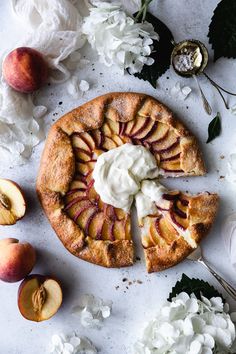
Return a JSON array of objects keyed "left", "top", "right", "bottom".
[
  {"left": 134, "top": 292, "right": 236, "bottom": 353},
  {"left": 82, "top": 2, "right": 158, "bottom": 74},
  {"left": 230, "top": 103, "right": 236, "bottom": 115},
  {"left": 72, "top": 294, "right": 112, "bottom": 329},
  {"left": 33, "top": 105, "right": 47, "bottom": 119},
  {"left": 79, "top": 80, "right": 90, "bottom": 92},
  {"left": 63, "top": 342, "right": 74, "bottom": 353},
  {"left": 170, "top": 82, "right": 192, "bottom": 100}
]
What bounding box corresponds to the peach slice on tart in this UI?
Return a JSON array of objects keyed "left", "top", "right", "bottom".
[
  {"left": 0, "top": 178, "right": 26, "bottom": 225},
  {"left": 144, "top": 121, "right": 169, "bottom": 144},
  {"left": 138, "top": 190, "right": 218, "bottom": 272},
  {"left": 129, "top": 117, "right": 154, "bottom": 140},
  {"left": 36, "top": 92, "right": 217, "bottom": 272},
  {"left": 18, "top": 275, "right": 63, "bottom": 322}
]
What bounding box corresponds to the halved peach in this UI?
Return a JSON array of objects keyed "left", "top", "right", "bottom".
[
  {"left": 0, "top": 179, "right": 26, "bottom": 225},
  {"left": 18, "top": 275, "right": 63, "bottom": 322}
]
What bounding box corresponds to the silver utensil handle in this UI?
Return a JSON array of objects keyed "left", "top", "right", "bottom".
[
  {"left": 200, "top": 259, "right": 236, "bottom": 301},
  {"left": 193, "top": 75, "right": 212, "bottom": 115}
]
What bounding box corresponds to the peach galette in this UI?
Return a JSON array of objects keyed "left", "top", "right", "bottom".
[{"left": 37, "top": 92, "right": 218, "bottom": 272}]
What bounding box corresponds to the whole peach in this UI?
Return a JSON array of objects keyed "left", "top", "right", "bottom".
[
  {"left": 0, "top": 238, "right": 36, "bottom": 282},
  {"left": 2, "top": 47, "right": 48, "bottom": 93}
]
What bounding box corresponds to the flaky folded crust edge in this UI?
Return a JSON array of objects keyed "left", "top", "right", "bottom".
[
  {"left": 37, "top": 92, "right": 207, "bottom": 269},
  {"left": 144, "top": 193, "right": 219, "bottom": 273}
]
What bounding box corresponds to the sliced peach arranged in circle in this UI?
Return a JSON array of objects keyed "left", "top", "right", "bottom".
[
  {"left": 145, "top": 122, "right": 169, "bottom": 144},
  {"left": 18, "top": 275, "right": 63, "bottom": 322}
]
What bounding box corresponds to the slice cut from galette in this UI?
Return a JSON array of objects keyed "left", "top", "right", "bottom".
[
  {"left": 37, "top": 92, "right": 218, "bottom": 272},
  {"left": 136, "top": 184, "right": 218, "bottom": 272}
]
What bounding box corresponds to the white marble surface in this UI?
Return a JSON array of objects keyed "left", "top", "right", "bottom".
[{"left": 1, "top": 1, "right": 236, "bottom": 353}]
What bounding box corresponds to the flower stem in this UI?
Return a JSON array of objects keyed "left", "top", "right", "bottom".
[{"left": 135, "top": 0, "right": 154, "bottom": 22}]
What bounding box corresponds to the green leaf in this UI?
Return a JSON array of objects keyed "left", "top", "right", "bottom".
[
  {"left": 206, "top": 112, "right": 221, "bottom": 143},
  {"left": 133, "top": 12, "right": 175, "bottom": 88},
  {"left": 208, "top": 0, "right": 236, "bottom": 61},
  {"left": 168, "top": 274, "right": 224, "bottom": 301}
]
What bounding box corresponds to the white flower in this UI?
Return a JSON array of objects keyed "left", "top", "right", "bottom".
[
  {"left": 72, "top": 294, "right": 112, "bottom": 329},
  {"left": 170, "top": 82, "right": 192, "bottom": 100},
  {"left": 79, "top": 80, "right": 90, "bottom": 92},
  {"left": 33, "top": 105, "right": 47, "bottom": 119},
  {"left": 82, "top": 1, "right": 158, "bottom": 74},
  {"left": 134, "top": 292, "right": 236, "bottom": 354},
  {"left": 49, "top": 333, "right": 97, "bottom": 354},
  {"left": 67, "top": 77, "right": 90, "bottom": 99}
]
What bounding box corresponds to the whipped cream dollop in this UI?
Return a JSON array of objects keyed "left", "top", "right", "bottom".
[
  {"left": 134, "top": 292, "right": 236, "bottom": 354},
  {"left": 135, "top": 180, "right": 167, "bottom": 219},
  {"left": 93, "top": 144, "right": 159, "bottom": 212}
]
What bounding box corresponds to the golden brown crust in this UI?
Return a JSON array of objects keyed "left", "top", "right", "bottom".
[
  {"left": 144, "top": 193, "right": 219, "bottom": 273},
  {"left": 144, "top": 237, "right": 192, "bottom": 273},
  {"left": 189, "top": 193, "right": 219, "bottom": 244},
  {"left": 37, "top": 92, "right": 208, "bottom": 270},
  {"left": 78, "top": 238, "right": 134, "bottom": 268},
  {"left": 180, "top": 137, "right": 206, "bottom": 176},
  {"left": 37, "top": 126, "right": 75, "bottom": 194}
]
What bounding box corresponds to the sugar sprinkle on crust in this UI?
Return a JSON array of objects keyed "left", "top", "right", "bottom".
[{"left": 37, "top": 92, "right": 216, "bottom": 271}]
